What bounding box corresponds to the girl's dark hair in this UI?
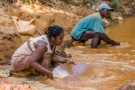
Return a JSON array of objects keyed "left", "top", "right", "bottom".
[{"left": 45, "top": 25, "right": 64, "bottom": 38}]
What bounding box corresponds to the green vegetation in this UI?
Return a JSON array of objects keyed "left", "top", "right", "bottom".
[
  {"left": 112, "top": 0, "right": 119, "bottom": 10},
  {"left": 22, "top": 0, "right": 30, "bottom": 3}
]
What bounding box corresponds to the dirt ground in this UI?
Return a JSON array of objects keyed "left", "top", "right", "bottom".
[
  {"left": 0, "top": 0, "right": 135, "bottom": 63},
  {"left": 0, "top": 0, "right": 135, "bottom": 90}
]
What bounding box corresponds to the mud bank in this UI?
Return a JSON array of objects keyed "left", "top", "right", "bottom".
[
  {"left": 0, "top": 0, "right": 135, "bottom": 62},
  {"left": 0, "top": 0, "right": 135, "bottom": 90}
]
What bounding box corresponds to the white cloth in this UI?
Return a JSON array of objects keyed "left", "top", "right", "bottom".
[{"left": 11, "top": 35, "right": 54, "bottom": 71}]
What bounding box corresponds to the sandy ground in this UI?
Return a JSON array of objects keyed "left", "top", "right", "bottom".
[{"left": 0, "top": 0, "right": 135, "bottom": 90}]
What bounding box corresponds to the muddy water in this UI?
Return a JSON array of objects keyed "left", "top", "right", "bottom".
[{"left": 41, "top": 17, "right": 135, "bottom": 90}]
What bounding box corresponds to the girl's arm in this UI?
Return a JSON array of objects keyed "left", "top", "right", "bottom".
[
  {"left": 52, "top": 54, "right": 75, "bottom": 64},
  {"left": 28, "top": 40, "right": 53, "bottom": 79}
]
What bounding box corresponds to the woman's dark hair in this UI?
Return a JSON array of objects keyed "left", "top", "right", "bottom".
[{"left": 45, "top": 25, "right": 64, "bottom": 38}]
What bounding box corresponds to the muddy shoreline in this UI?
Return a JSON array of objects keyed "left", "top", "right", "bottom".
[
  {"left": 0, "top": 0, "right": 135, "bottom": 90},
  {"left": 0, "top": 0, "right": 135, "bottom": 62}
]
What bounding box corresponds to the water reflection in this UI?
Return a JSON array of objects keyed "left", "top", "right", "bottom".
[{"left": 41, "top": 17, "right": 135, "bottom": 90}]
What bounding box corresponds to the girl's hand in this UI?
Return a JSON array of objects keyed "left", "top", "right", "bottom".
[
  {"left": 66, "top": 58, "right": 75, "bottom": 64},
  {"left": 47, "top": 71, "right": 53, "bottom": 79}
]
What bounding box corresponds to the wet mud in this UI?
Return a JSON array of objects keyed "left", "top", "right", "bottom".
[
  {"left": 0, "top": 0, "right": 135, "bottom": 90},
  {"left": 40, "top": 17, "right": 135, "bottom": 90}
]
